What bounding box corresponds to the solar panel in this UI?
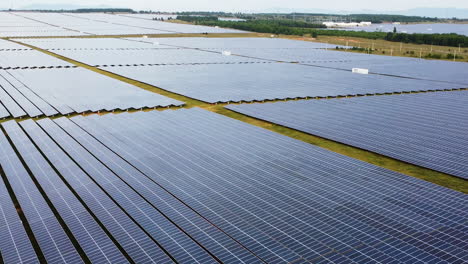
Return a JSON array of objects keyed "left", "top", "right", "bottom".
[
  {"left": 125, "top": 37, "right": 347, "bottom": 49},
  {"left": 1, "top": 72, "right": 60, "bottom": 117},
  {"left": 0, "top": 49, "right": 73, "bottom": 69},
  {"left": 67, "top": 13, "right": 246, "bottom": 34},
  {"left": 71, "top": 108, "right": 467, "bottom": 263},
  {"left": 1, "top": 67, "right": 183, "bottom": 118},
  {"left": 16, "top": 38, "right": 169, "bottom": 50},
  {"left": 0, "top": 167, "right": 39, "bottom": 264},
  {"left": 35, "top": 118, "right": 217, "bottom": 264},
  {"left": 0, "top": 102, "right": 9, "bottom": 119},
  {"left": 0, "top": 74, "right": 43, "bottom": 117},
  {"left": 0, "top": 124, "right": 84, "bottom": 264},
  {"left": 0, "top": 84, "right": 26, "bottom": 118},
  {"left": 19, "top": 119, "right": 175, "bottom": 264},
  {"left": 71, "top": 113, "right": 302, "bottom": 263},
  {"left": 0, "top": 39, "right": 31, "bottom": 50},
  {"left": 3, "top": 12, "right": 244, "bottom": 37},
  {"left": 0, "top": 12, "right": 85, "bottom": 38},
  {"left": 303, "top": 54, "right": 468, "bottom": 85},
  {"left": 101, "top": 63, "right": 464, "bottom": 103},
  {"left": 227, "top": 91, "right": 468, "bottom": 179},
  {"left": 53, "top": 116, "right": 263, "bottom": 264},
  {"left": 3, "top": 120, "right": 130, "bottom": 263},
  {"left": 1, "top": 107, "right": 466, "bottom": 263},
  {"left": 38, "top": 48, "right": 261, "bottom": 66}
]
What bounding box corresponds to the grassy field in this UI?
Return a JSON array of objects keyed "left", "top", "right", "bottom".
[{"left": 7, "top": 38, "right": 468, "bottom": 193}]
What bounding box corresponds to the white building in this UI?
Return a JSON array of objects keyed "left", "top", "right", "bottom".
[{"left": 323, "top": 21, "right": 372, "bottom": 28}]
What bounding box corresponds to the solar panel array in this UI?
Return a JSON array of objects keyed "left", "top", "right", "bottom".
[
  {"left": 0, "top": 128, "right": 85, "bottom": 264},
  {"left": 37, "top": 48, "right": 263, "bottom": 67},
  {"left": 0, "top": 12, "right": 244, "bottom": 37},
  {"left": 102, "top": 63, "right": 464, "bottom": 103},
  {"left": 0, "top": 39, "right": 73, "bottom": 70},
  {"left": 125, "top": 38, "right": 466, "bottom": 85},
  {"left": 67, "top": 13, "right": 246, "bottom": 34},
  {"left": 0, "top": 161, "right": 39, "bottom": 264},
  {"left": 15, "top": 36, "right": 460, "bottom": 104},
  {"left": 0, "top": 68, "right": 183, "bottom": 119},
  {"left": 227, "top": 91, "right": 468, "bottom": 179},
  {"left": 17, "top": 37, "right": 169, "bottom": 50},
  {"left": 122, "top": 38, "right": 468, "bottom": 85},
  {"left": 127, "top": 37, "right": 348, "bottom": 49},
  {"left": 0, "top": 49, "right": 74, "bottom": 69},
  {"left": 0, "top": 108, "right": 466, "bottom": 263},
  {"left": 0, "top": 12, "right": 87, "bottom": 37},
  {"left": 304, "top": 55, "right": 468, "bottom": 85},
  {"left": 0, "top": 39, "right": 32, "bottom": 50}
]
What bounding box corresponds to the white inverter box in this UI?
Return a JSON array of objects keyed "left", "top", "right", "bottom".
[{"left": 352, "top": 68, "right": 369, "bottom": 74}]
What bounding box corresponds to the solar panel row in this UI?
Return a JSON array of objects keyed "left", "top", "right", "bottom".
[
  {"left": 0, "top": 39, "right": 73, "bottom": 69},
  {"left": 16, "top": 37, "right": 169, "bottom": 50},
  {"left": 0, "top": 128, "right": 84, "bottom": 264},
  {"left": 37, "top": 48, "right": 263, "bottom": 66},
  {"left": 18, "top": 37, "right": 346, "bottom": 51},
  {"left": 3, "top": 120, "right": 129, "bottom": 264},
  {"left": 0, "top": 68, "right": 183, "bottom": 119},
  {"left": 19, "top": 119, "right": 174, "bottom": 264},
  {"left": 1, "top": 109, "right": 464, "bottom": 263},
  {"left": 64, "top": 13, "right": 246, "bottom": 34},
  {"left": 0, "top": 165, "right": 39, "bottom": 264},
  {"left": 219, "top": 47, "right": 468, "bottom": 84},
  {"left": 101, "top": 63, "right": 464, "bottom": 103},
  {"left": 125, "top": 37, "right": 348, "bottom": 50},
  {"left": 302, "top": 55, "right": 468, "bottom": 85},
  {"left": 53, "top": 117, "right": 261, "bottom": 264},
  {"left": 0, "top": 12, "right": 84, "bottom": 38},
  {"left": 227, "top": 91, "right": 468, "bottom": 179},
  {"left": 0, "top": 39, "right": 32, "bottom": 50}
]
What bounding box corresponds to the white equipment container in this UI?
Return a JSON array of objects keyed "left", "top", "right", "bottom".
[{"left": 352, "top": 68, "right": 369, "bottom": 74}]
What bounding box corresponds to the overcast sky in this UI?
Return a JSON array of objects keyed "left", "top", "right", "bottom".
[{"left": 3, "top": 0, "right": 468, "bottom": 12}]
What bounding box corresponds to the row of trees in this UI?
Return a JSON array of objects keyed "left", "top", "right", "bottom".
[
  {"left": 176, "top": 16, "right": 218, "bottom": 22},
  {"left": 384, "top": 32, "right": 468, "bottom": 47},
  {"left": 196, "top": 20, "right": 323, "bottom": 36}
]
